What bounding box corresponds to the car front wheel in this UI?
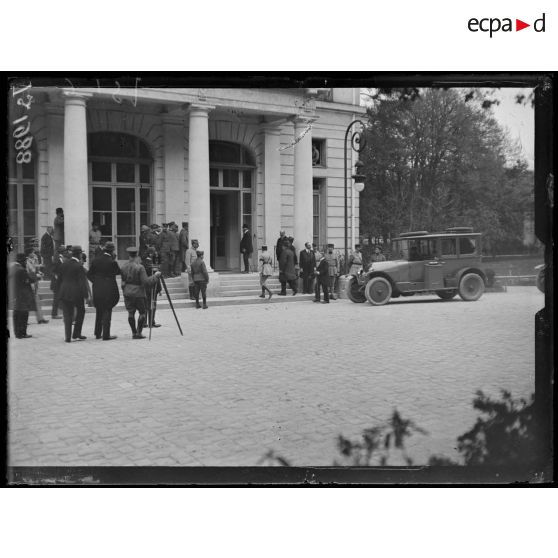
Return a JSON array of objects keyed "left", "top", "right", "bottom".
[
  {"left": 436, "top": 290, "right": 457, "bottom": 300},
  {"left": 364, "top": 277, "right": 392, "bottom": 306},
  {"left": 346, "top": 276, "right": 366, "bottom": 303},
  {"left": 458, "top": 273, "right": 485, "bottom": 301}
]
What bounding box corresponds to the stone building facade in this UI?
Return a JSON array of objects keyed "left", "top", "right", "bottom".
[{"left": 8, "top": 86, "right": 365, "bottom": 270}]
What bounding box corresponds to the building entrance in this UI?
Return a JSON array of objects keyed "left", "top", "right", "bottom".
[
  {"left": 91, "top": 185, "right": 151, "bottom": 260},
  {"left": 210, "top": 191, "right": 239, "bottom": 271}
]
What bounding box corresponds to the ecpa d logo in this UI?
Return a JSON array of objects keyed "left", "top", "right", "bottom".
[{"left": 468, "top": 13, "right": 546, "bottom": 37}]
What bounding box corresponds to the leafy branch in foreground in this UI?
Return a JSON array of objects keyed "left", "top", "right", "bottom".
[{"left": 259, "top": 391, "right": 538, "bottom": 468}]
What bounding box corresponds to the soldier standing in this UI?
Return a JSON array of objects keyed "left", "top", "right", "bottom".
[
  {"left": 143, "top": 247, "right": 162, "bottom": 329},
  {"left": 325, "top": 244, "right": 339, "bottom": 300},
  {"left": 120, "top": 246, "right": 161, "bottom": 339},
  {"left": 178, "top": 222, "right": 189, "bottom": 274},
  {"left": 185, "top": 239, "right": 199, "bottom": 300}
]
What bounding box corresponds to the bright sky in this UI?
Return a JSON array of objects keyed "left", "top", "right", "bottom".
[{"left": 489, "top": 88, "right": 535, "bottom": 169}]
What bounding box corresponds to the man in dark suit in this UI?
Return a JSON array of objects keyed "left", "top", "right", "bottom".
[
  {"left": 58, "top": 245, "right": 89, "bottom": 342},
  {"left": 240, "top": 224, "right": 253, "bottom": 273},
  {"left": 314, "top": 252, "right": 330, "bottom": 303},
  {"left": 87, "top": 241, "right": 120, "bottom": 341},
  {"left": 299, "top": 242, "right": 316, "bottom": 294},
  {"left": 40, "top": 226, "right": 55, "bottom": 280}
]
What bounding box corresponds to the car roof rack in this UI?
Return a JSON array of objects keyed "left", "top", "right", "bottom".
[
  {"left": 445, "top": 226, "right": 474, "bottom": 233},
  {"left": 398, "top": 231, "right": 429, "bottom": 237}
]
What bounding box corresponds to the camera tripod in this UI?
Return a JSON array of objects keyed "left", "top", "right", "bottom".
[{"left": 149, "top": 274, "right": 183, "bottom": 340}]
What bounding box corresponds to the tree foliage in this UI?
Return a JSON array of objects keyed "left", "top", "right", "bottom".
[{"left": 359, "top": 89, "right": 533, "bottom": 253}]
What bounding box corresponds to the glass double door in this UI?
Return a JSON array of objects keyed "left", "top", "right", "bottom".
[{"left": 92, "top": 185, "right": 150, "bottom": 260}]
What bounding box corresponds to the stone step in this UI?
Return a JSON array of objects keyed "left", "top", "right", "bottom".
[{"left": 27, "top": 292, "right": 316, "bottom": 314}]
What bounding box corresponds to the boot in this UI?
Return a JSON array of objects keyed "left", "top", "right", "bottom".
[
  {"left": 266, "top": 286, "right": 273, "bottom": 300},
  {"left": 135, "top": 315, "right": 146, "bottom": 339},
  {"left": 150, "top": 307, "right": 161, "bottom": 328},
  {"left": 189, "top": 286, "right": 196, "bottom": 300},
  {"left": 259, "top": 287, "right": 266, "bottom": 298},
  {"left": 128, "top": 316, "right": 137, "bottom": 335}
]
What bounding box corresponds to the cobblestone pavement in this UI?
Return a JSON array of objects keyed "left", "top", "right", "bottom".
[{"left": 8, "top": 287, "right": 542, "bottom": 467}]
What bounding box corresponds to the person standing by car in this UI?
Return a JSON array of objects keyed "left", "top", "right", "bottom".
[
  {"left": 371, "top": 245, "right": 386, "bottom": 262},
  {"left": 348, "top": 244, "right": 364, "bottom": 275}
]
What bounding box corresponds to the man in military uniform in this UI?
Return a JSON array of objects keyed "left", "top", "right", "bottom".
[
  {"left": 178, "top": 221, "right": 189, "bottom": 274},
  {"left": 325, "top": 243, "right": 339, "bottom": 300},
  {"left": 185, "top": 238, "right": 199, "bottom": 300},
  {"left": 143, "top": 246, "right": 162, "bottom": 329},
  {"left": 120, "top": 246, "right": 161, "bottom": 339}
]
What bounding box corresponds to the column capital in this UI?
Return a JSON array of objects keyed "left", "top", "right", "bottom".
[
  {"left": 291, "top": 115, "right": 318, "bottom": 127},
  {"left": 260, "top": 123, "right": 282, "bottom": 135},
  {"left": 188, "top": 103, "right": 215, "bottom": 116},
  {"left": 63, "top": 89, "right": 93, "bottom": 106}
]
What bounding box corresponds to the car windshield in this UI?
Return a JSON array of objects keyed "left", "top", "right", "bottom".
[{"left": 392, "top": 238, "right": 438, "bottom": 261}]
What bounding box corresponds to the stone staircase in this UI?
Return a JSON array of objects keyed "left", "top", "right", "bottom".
[
  {"left": 35, "top": 273, "right": 312, "bottom": 312},
  {"left": 219, "top": 272, "right": 282, "bottom": 297}
]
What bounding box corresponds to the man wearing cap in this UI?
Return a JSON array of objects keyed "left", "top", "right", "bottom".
[
  {"left": 139, "top": 225, "right": 152, "bottom": 260},
  {"left": 275, "top": 231, "right": 286, "bottom": 262},
  {"left": 178, "top": 222, "right": 189, "bottom": 274},
  {"left": 348, "top": 244, "right": 364, "bottom": 275},
  {"left": 40, "top": 226, "right": 55, "bottom": 280},
  {"left": 120, "top": 246, "right": 161, "bottom": 339},
  {"left": 313, "top": 250, "right": 330, "bottom": 303},
  {"left": 50, "top": 245, "right": 67, "bottom": 319},
  {"left": 185, "top": 239, "right": 199, "bottom": 300},
  {"left": 325, "top": 244, "right": 339, "bottom": 300},
  {"left": 58, "top": 245, "right": 89, "bottom": 342},
  {"left": 278, "top": 239, "right": 297, "bottom": 295},
  {"left": 143, "top": 246, "right": 162, "bottom": 328},
  {"left": 53, "top": 207, "right": 64, "bottom": 250},
  {"left": 190, "top": 249, "right": 209, "bottom": 309},
  {"left": 299, "top": 241, "right": 316, "bottom": 294},
  {"left": 169, "top": 222, "right": 180, "bottom": 277},
  {"left": 240, "top": 224, "right": 253, "bottom": 273},
  {"left": 87, "top": 241, "right": 120, "bottom": 341},
  {"left": 371, "top": 245, "right": 386, "bottom": 262}
]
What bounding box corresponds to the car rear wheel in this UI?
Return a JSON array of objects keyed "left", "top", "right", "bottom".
[
  {"left": 436, "top": 290, "right": 457, "bottom": 300},
  {"left": 458, "top": 273, "right": 485, "bottom": 301},
  {"left": 346, "top": 276, "right": 366, "bottom": 303},
  {"left": 364, "top": 277, "right": 392, "bottom": 306}
]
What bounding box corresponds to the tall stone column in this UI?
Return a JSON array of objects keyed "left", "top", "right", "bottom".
[
  {"left": 163, "top": 114, "right": 186, "bottom": 226},
  {"left": 293, "top": 117, "right": 314, "bottom": 250},
  {"left": 262, "top": 124, "right": 282, "bottom": 252},
  {"left": 188, "top": 104, "right": 214, "bottom": 269},
  {"left": 293, "top": 117, "right": 313, "bottom": 251},
  {"left": 63, "top": 91, "right": 92, "bottom": 253}
]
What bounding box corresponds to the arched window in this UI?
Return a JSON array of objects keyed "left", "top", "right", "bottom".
[
  {"left": 8, "top": 148, "right": 37, "bottom": 254},
  {"left": 88, "top": 132, "right": 153, "bottom": 260}
]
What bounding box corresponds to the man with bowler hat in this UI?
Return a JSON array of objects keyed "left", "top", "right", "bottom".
[
  {"left": 9, "top": 252, "right": 37, "bottom": 339},
  {"left": 58, "top": 245, "right": 89, "bottom": 342},
  {"left": 120, "top": 246, "right": 161, "bottom": 339},
  {"left": 87, "top": 241, "right": 120, "bottom": 341}
]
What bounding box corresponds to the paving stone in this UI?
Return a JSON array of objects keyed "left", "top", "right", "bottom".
[{"left": 7, "top": 287, "right": 542, "bottom": 469}]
